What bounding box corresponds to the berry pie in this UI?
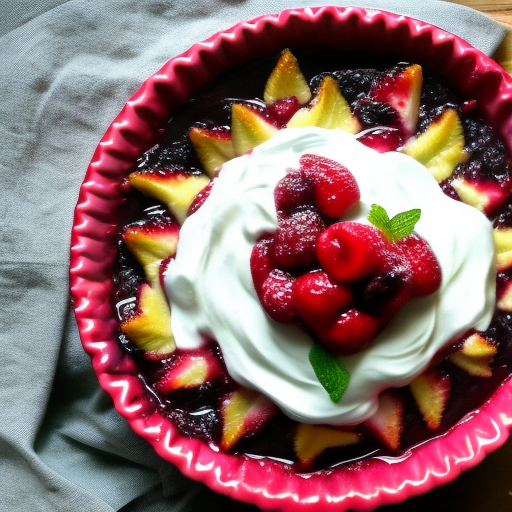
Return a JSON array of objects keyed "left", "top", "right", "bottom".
[{"left": 112, "top": 47, "right": 512, "bottom": 470}]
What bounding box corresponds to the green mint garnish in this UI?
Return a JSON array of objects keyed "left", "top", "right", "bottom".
[
  {"left": 368, "top": 203, "right": 421, "bottom": 242},
  {"left": 309, "top": 342, "right": 350, "bottom": 402}
]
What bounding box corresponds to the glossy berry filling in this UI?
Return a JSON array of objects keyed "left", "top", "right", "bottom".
[{"left": 112, "top": 50, "right": 512, "bottom": 471}]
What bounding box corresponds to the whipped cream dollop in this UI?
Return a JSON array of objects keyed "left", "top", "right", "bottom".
[{"left": 164, "top": 127, "right": 496, "bottom": 426}]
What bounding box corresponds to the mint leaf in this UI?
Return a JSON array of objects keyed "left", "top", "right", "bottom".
[
  {"left": 390, "top": 208, "right": 421, "bottom": 240},
  {"left": 368, "top": 204, "right": 421, "bottom": 242},
  {"left": 309, "top": 342, "right": 350, "bottom": 402},
  {"left": 367, "top": 204, "right": 393, "bottom": 240}
]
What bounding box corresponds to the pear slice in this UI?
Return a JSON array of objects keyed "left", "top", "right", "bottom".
[
  {"left": 120, "top": 283, "right": 175, "bottom": 355},
  {"left": 409, "top": 367, "right": 450, "bottom": 430},
  {"left": 189, "top": 126, "right": 235, "bottom": 177},
  {"left": 287, "top": 76, "right": 361, "bottom": 133},
  {"left": 263, "top": 49, "right": 312, "bottom": 105},
  {"left": 371, "top": 64, "right": 423, "bottom": 138},
  {"left": 498, "top": 280, "right": 512, "bottom": 312},
  {"left": 402, "top": 108, "right": 468, "bottom": 182},
  {"left": 230, "top": 103, "right": 278, "bottom": 156},
  {"left": 122, "top": 220, "right": 179, "bottom": 287},
  {"left": 220, "top": 388, "right": 278, "bottom": 450},
  {"left": 493, "top": 227, "right": 512, "bottom": 271},
  {"left": 448, "top": 332, "right": 497, "bottom": 378},
  {"left": 451, "top": 176, "right": 508, "bottom": 215},
  {"left": 128, "top": 168, "right": 210, "bottom": 224},
  {"left": 293, "top": 423, "right": 360, "bottom": 468}
]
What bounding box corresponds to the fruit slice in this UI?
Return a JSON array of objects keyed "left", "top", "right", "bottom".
[
  {"left": 155, "top": 350, "right": 222, "bottom": 394},
  {"left": 120, "top": 283, "right": 175, "bottom": 354},
  {"left": 316, "top": 222, "right": 386, "bottom": 282},
  {"left": 371, "top": 64, "right": 423, "bottom": 138},
  {"left": 498, "top": 280, "right": 512, "bottom": 312},
  {"left": 293, "top": 423, "right": 360, "bottom": 468},
  {"left": 448, "top": 332, "right": 497, "bottom": 378},
  {"left": 299, "top": 153, "right": 360, "bottom": 218},
  {"left": 231, "top": 103, "right": 278, "bottom": 156},
  {"left": 409, "top": 367, "right": 450, "bottom": 430},
  {"left": 363, "top": 390, "right": 404, "bottom": 450},
  {"left": 493, "top": 227, "right": 512, "bottom": 271},
  {"left": 220, "top": 388, "right": 278, "bottom": 450},
  {"left": 128, "top": 168, "right": 210, "bottom": 224},
  {"left": 122, "top": 220, "right": 179, "bottom": 286},
  {"left": 189, "top": 126, "right": 235, "bottom": 177},
  {"left": 402, "top": 108, "right": 468, "bottom": 182},
  {"left": 451, "top": 176, "right": 509, "bottom": 215},
  {"left": 263, "top": 49, "right": 312, "bottom": 105},
  {"left": 287, "top": 76, "right": 361, "bottom": 133}
]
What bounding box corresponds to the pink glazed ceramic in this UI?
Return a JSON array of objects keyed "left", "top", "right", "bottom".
[{"left": 70, "top": 6, "right": 512, "bottom": 511}]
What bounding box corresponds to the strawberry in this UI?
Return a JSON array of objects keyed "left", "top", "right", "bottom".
[
  {"left": 128, "top": 167, "right": 210, "bottom": 224},
  {"left": 187, "top": 179, "right": 216, "bottom": 216},
  {"left": 409, "top": 367, "right": 451, "bottom": 430},
  {"left": 263, "top": 49, "right": 312, "bottom": 105},
  {"left": 316, "top": 222, "right": 386, "bottom": 283},
  {"left": 287, "top": 75, "right": 361, "bottom": 133},
  {"left": 189, "top": 125, "right": 235, "bottom": 176},
  {"left": 299, "top": 154, "right": 360, "bottom": 218},
  {"left": 364, "top": 390, "right": 404, "bottom": 450},
  {"left": 274, "top": 169, "right": 313, "bottom": 214},
  {"left": 259, "top": 269, "right": 296, "bottom": 323},
  {"left": 155, "top": 349, "right": 223, "bottom": 394},
  {"left": 371, "top": 64, "right": 422, "bottom": 138},
  {"left": 316, "top": 308, "right": 380, "bottom": 355},
  {"left": 269, "top": 209, "right": 325, "bottom": 270},
  {"left": 293, "top": 423, "right": 359, "bottom": 469},
  {"left": 292, "top": 270, "right": 353, "bottom": 326},
  {"left": 396, "top": 234, "right": 441, "bottom": 297},
  {"left": 220, "top": 388, "right": 279, "bottom": 451}
]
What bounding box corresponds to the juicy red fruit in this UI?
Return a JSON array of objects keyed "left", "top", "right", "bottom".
[
  {"left": 317, "top": 222, "right": 386, "bottom": 282},
  {"left": 269, "top": 209, "right": 325, "bottom": 270},
  {"left": 293, "top": 270, "right": 353, "bottom": 326},
  {"left": 260, "top": 269, "right": 296, "bottom": 323},
  {"left": 300, "top": 154, "right": 360, "bottom": 218},
  {"left": 396, "top": 234, "right": 442, "bottom": 297},
  {"left": 274, "top": 169, "right": 313, "bottom": 214}
]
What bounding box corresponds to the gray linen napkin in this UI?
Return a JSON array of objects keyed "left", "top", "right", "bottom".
[{"left": 0, "top": 1, "right": 506, "bottom": 511}]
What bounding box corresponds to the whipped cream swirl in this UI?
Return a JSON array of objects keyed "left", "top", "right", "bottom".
[{"left": 164, "top": 127, "right": 496, "bottom": 426}]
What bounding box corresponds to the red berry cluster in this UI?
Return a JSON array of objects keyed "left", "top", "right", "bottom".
[{"left": 250, "top": 154, "right": 442, "bottom": 355}]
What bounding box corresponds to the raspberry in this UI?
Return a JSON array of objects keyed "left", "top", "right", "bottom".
[
  {"left": 274, "top": 170, "right": 313, "bottom": 214},
  {"left": 269, "top": 209, "right": 325, "bottom": 270},
  {"left": 316, "top": 308, "right": 380, "bottom": 355},
  {"left": 299, "top": 154, "right": 360, "bottom": 218},
  {"left": 260, "top": 270, "right": 296, "bottom": 323},
  {"left": 317, "top": 222, "right": 386, "bottom": 282},
  {"left": 267, "top": 96, "right": 301, "bottom": 125},
  {"left": 396, "top": 234, "right": 442, "bottom": 297},
  {"left": 293, "top": 270, "right": 353, "bottom": 326},
  {"left": 250, "top": 236, "right": 273, "bottom": 292}
]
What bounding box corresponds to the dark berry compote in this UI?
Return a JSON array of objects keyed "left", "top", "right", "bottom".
[{"left": 112, "top": 48, "right": 512, "bottom": 471}]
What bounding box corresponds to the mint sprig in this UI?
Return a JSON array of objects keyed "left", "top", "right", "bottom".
[
  {"left": 309, "top": 342, "right": 350, "bottom": 402},
  {"left": 368, "top": 204, "right": 421, "bottom": 242}
]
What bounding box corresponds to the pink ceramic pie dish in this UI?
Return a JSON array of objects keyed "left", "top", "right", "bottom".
[{"left": 70, "top": 6, "right": 512, "bottom": 511}]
